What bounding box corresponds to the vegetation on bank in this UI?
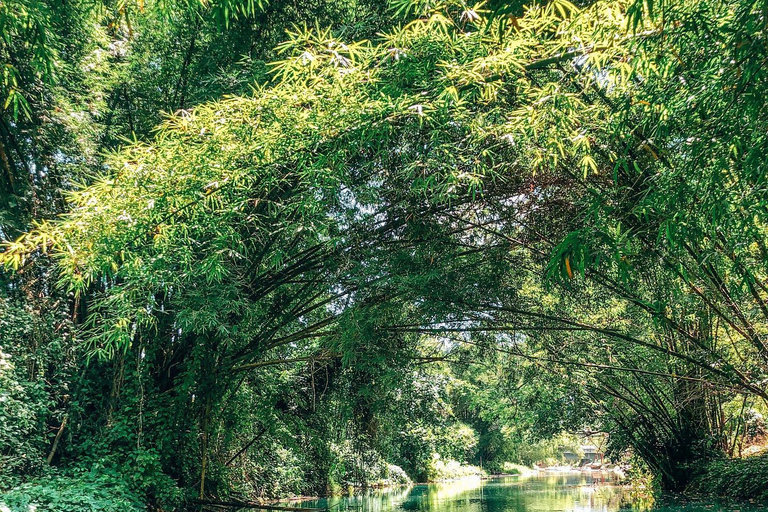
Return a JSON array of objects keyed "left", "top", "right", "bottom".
[
  {"left": 686, "top": 454, "right": 768, "bottom": 503},
  {"left": 425, "top": 456, "right": 485, "bottom": 482},
  {"left": 3, "top": 0, "right": 768, "bottom": 509},
  {"left": 494, "top": 463, "right": 534, "bottom": 476},
  {"left": 0, "top": 473, "right": 145, "bottom": 512}
]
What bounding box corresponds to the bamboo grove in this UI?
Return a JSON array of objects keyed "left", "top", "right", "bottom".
[{"left": 3, "top": 0, "right": 768, "bottom": 509}]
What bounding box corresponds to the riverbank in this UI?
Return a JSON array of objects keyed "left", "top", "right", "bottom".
[{"left": 685, "top": 454, "right": 768, "bottom": 503}]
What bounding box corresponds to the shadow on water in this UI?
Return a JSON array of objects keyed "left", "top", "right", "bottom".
[{"left": 268, "top": 474, "right": 768, "bottom": 512}]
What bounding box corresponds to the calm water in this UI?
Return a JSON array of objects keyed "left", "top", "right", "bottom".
[{"left": 284, "top": 474, "right": 767, "bottom": 512}]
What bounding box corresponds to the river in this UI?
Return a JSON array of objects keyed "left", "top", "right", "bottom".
[{"left": 282, "top": 474, "right": 766, "bottom": 512}]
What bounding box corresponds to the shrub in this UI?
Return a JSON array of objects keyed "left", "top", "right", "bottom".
[
  {"left": 425, "top": 454, "right": 485, "bottom": 482},
  {"left": 499, "top": 462, "right": 532, "bottom": 475},
  {"left": 0, "top": 473, "right": 144, "bottom": 512},
  {"left": 384, "top": 464, "right": 412, "bottom": 486},
  {"left": 0, "top": 348, "right": 45, "bottom": 483},
  {"left": 686, "top": 454, "right": 768, "bottom": 502}
]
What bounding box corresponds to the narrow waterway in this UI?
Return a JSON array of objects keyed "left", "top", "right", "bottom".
[{"left": 281, "top": 474, "right": 766, "bottom": 512}]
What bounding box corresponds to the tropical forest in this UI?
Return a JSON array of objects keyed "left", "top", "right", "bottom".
[{"left": 2, "top": 0, "right": 768, "bottom": 510}]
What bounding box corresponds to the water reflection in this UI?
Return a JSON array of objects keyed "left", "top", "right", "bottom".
[
  {"left": 276, "top": 474, "right": 764, "bottom": 512},
  {"left": 319, "top": 485, "right": 414, "bottom": 512},
  {"left": 399, "top": 475, "right": 633, "bottom": 512}
]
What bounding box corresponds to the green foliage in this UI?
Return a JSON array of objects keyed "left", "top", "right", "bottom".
[
  {"left": 687, "top": 454, "right": 768, "bottom": 503},
  {"left": 0, "top": 296, "right": 74, "bottom": 485},
  {"left": 0, "top": 347, "right": 49, "bottom": 481},
  {"left": 5, "top": 0, "right": 768, "bottom": 504},
  {"left": 495, "top": 463, "right": 530, "bottom": 476},
  {"left": 513, "top": 434, "right": 583, "bottom": 467},
  {"left": 425, "top": 455, "right": 485, "bottom": 482},
  {"left": 0, "top": 473, "right": 144, "bottom": 512},
  {"left": 0, "top": 0, "right": 57, "bottom": 119}
]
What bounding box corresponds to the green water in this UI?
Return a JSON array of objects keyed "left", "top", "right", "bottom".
[{"left": 287, "top": 474, "right": 766, "bottom": 512}]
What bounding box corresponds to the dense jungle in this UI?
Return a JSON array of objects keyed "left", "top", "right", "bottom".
[{"left": 3, "top": 0, "right": 768, "bottom": 510}]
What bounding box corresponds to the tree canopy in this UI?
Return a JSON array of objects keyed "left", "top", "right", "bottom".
[{"left": 3, "top": 0, "right": 768, "bottom": 508}]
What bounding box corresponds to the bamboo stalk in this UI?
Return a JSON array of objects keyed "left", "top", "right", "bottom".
[{"left": 47, "top": 416, "right": 67, "bottom": 464}]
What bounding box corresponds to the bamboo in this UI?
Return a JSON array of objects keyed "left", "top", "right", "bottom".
[{"left": 47, "top": 416, "right": 67, "bottom": 464}]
